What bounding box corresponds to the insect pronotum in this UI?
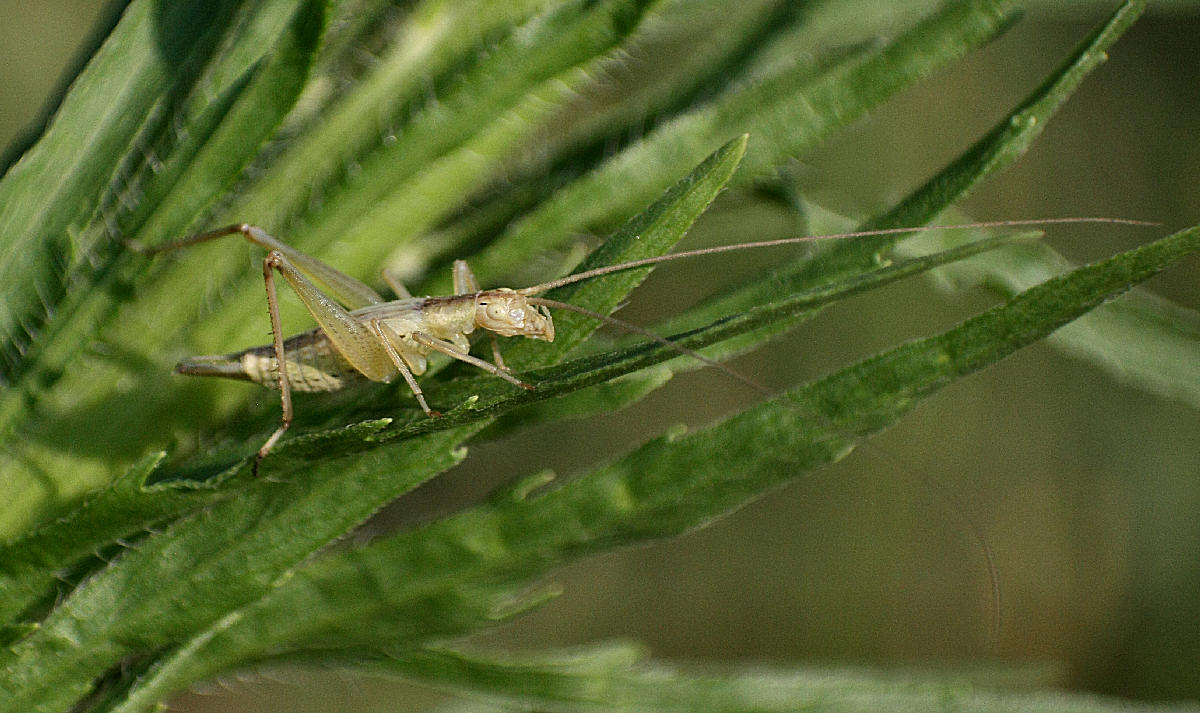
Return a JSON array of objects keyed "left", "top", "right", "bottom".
[{"left": 140, "top": 217, "right": 1151, "bottom": 474}]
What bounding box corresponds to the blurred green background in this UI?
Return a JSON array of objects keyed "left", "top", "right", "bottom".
[{"left": 3, "top": 2, "right": 1198, "bottom": 711}]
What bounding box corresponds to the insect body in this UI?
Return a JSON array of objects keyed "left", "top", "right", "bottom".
[
  {"left": 149, "top": 223, "right": 565, "bottom": 468},
  {"left": 178, "top": 276, "right": 553, "bottom": 398},
  {"left": 144, "top": 218, "right": 1149, "bottom": 472}
]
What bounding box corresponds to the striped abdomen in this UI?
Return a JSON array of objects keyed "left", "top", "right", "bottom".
[{"left": 176, "top": 328, "right": 368, "bottom": 393}]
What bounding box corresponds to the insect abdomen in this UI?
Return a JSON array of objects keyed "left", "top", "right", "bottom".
[{"left": 176, "top": 329, "right": 366, "bottom": 393}]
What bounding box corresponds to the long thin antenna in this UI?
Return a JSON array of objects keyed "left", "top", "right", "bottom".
[
  {"left": 527, "top": 297, "right": 770, "bottom": 396},
  {"left": 517, "top": 217, "right": 1157, "bottom": 296},
  {"left": 523, "top": 216, "right": 1155, "bottom": 647},
  {"left": 535, "top": 292, "right": 1008, "bottom": 646}
]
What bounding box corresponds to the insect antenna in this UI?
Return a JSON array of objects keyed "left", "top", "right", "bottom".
[
  {"left": 526, "top": 296, "right": 770, "bottom": 396},
  {"left": 521, "top": 217, "right": 1161, "bottom": 647},
  {"left": 516, "top": 217, "right": 1157, "bottom": 296},
  {"left": 531, "top": 293, "right": 1005, "bottom": 647}
]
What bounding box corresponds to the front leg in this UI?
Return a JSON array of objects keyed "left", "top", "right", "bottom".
[
  {"left": 452, "top": 259, "right": 512, "bottom": 372},
  {"left": 369, "top": 320, "right": 439, "bottom": 417},
  {"left": 412, "top": 331, "right": 533, "bottom": 390}
]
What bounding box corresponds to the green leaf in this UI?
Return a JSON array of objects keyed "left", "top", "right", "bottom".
[
  {"left": 0, "top": 136, "right": 749, "bottom": 713},
  {"left": 0, "top": 428, "right": 472, "bottom": 713},
  {"left": 475, "top": 232, "right": 1031, "bottom": 440},
  {"left": 866, "top": 0, "right": 1200, "bottom": 408},
  {"left": 903, "top": 229, "right": 1200, "bottom": 410},
  {"left": 719, "top": 0, "right": 1191, "bottom": 414},
  {"left": 507, "top": 133, "right": 750, "bottom": 366},
  {"left": 0, "top": 418, "right": 394, "bottom": 627},
  {"left": 448, "top": 0, "right": 1021, "bottom": 291},
  {"left": 271, "top": 0, "right": 656, "bottom": 261},
  {"left": 228, "top": 0, "right": 560, "bottom": 231},
  {"left": 0, "top": 3, "right": 1187, "bottom": 711},
  {"left": 103, "top": 225, "right": 1200, "bottom": 709},
  {"left": 366, "top": 645, "right": 1200, "bottom": 713},
  {"left": 344, "top": 229, "right": 1028, "bottom": 442},
  {"left": 678, "top": 0, "right": 1147, "bottom": 340},
  {"left": 0, "top": 0, "right": 242, "bottom": 391},
  {"left": 133, "top": 0, "right": 328, "bottom": 244},
  {"left": 165, "top": 0, "right": 659, "bottom": 360},
  {"left": 0, "top": 0, "right": 327, "bottom": 539},
  {"left": 1047, "top": 288, "right": 1200, "bottom": 405},
  {"left": 867, "top": 0, "right": 1146, "bottom": 230},
  {"left": 477, "top": 366, "right": 675, "bottom": 437},
  {"left": 0, "top": 134, "right": 748, "bottom": 636},
  {"left": 0, "top": 0, "right": 664, "bottom": 516},
  {"left": 0, "top": 452, "right": 173, "bottom": 625}
]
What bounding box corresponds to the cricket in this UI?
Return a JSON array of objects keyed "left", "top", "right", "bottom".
[{"left": 142, "top": 217, "right": 1150, "bottom": 473}]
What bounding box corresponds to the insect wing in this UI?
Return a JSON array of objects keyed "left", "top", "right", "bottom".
[{"left": 272, "top": 255, "right": 395, "bottom": 382}]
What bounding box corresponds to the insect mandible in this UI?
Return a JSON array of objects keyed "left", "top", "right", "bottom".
[{"left": 140, "top": 218, "right": 1150, "bottom": 473}]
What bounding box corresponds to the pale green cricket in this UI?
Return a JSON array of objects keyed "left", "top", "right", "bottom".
[{"left": 141, "top": 217, "right": 1149, "bottom": 471}]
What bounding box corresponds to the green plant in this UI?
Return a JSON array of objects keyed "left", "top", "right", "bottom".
[{"left": 1, "top": 1, "right": 1198, "bottom": 711}]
